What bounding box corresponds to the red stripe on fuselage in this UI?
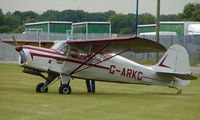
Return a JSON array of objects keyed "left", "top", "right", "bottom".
[
  {"left": 23, "top": 45, "right": 65, "bottom": 56},
  {"left": 30, "top": 52, "right": 109, "bottom": 70}
]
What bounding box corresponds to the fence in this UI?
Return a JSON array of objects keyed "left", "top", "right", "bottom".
[
  {"left": 128, "top": 35, "right": 200, "bottom": 64},
  {"left": 0, "top": 32, "right": 200, "bottom": 63}
]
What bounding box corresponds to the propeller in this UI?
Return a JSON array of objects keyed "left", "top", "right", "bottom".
[
  {"left": 11, "top": 34, "right": 19, "bottom": 46},
  {"left": 12, "top": 34, "right": 27, "bottom": 65}
]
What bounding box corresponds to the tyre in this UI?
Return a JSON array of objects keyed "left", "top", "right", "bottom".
[
  {"left": 36, "top": 83, "right": 48, "bottom": 93},
  {"left": 59, "top": 84, "right": 71, "bottom": 94}
]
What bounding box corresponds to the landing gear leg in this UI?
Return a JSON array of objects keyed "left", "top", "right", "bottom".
[
  {"left": 59, "top": 74, "right": 71, "bottom": 94},
  {"left": 169, "top": 86, "right": 182, "bottom": 94},
  {"left": 86, "top": 80, "right": 95, "bottom": 93},
  {"left": 36, "top": 71, "right": 58, "bottom": 93}
]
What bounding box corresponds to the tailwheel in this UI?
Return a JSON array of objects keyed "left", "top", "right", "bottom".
[
  {"left": 59, "top": 84, "right": 71, "bottom": 94},
  {"left": 169, "top": 86, "right": 182, "bottom": 95},
  {"left": 177, "top": 89, "right": 182, "bottom": 95},
  {"left": 36, "top": 83, "right": 48, "bottom": 93}
]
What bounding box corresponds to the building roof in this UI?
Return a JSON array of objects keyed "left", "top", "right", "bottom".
[
  {"left": 25, "top": 21, "right": 72, "bottom": 26},
  {"left": 138, "top": 24, "right": 156, "bottom": 28},
  {"left": 138, "top": 21, "right": 185, "bottom": 28},
  {"left": 72, "top": 22, "right": 111, "bottom": 26}
]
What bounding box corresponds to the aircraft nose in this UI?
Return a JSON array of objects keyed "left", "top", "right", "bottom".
[
  {"left": 15, "top": 46, "right": 27, "bottom": 66},
  {"left": 15, "top": 46, "right": 22, "bottom": 52}
]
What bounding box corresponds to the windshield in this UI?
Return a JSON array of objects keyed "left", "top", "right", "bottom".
[{"left": 51, "top": 42, "right": 68, "bottom": 54}]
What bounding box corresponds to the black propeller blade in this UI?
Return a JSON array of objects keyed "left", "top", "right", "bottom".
[{"left": 12, "top": 34, "right": 27, "bottom": 65}]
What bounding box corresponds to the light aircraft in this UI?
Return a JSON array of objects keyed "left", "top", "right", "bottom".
[{"left": 0, "top": 36, "right": 197, "bottom": 94}]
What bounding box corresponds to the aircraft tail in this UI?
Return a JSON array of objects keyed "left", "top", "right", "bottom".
[{"left": 151, "top": 44, "right": 197, "bottom": 86}]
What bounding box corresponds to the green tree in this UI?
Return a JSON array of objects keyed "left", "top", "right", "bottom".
[
  {"left": 16, "top": 11, "right": 40, "bottom": 23},
  {"left": 0, "top": 14, "right": 4, "bottom": 26},
  {"left": 104, "top": 10, "right": 116, "bottom": 20},
  {"left": 57, "top": 10, "right": 86, "bottom": 22},
  {"left": 0, "top": 25, "right": 12, "bottom": 33},
  {"left": 24, "top": 18, "right": 39, "bottom": 23},
  {"left": 40, "top": 10, "right": 60, "bottom": 21},
  {"left": 86, "top": 12, "right": 106, "bottom": 21},
  {"left": 15, "top": 25, "right": 25, "bottom": 33},
  {"left": 6, "top": 11, "right": 11, "bottom": 16},
  {"left": 3, "top": 15, "right": 20, "bottom": 29},
  {"left": 108, "top": 14, "right": 125, "bottom": 34},
  {"left": 108, "top": 14, "right": 136, "bottom": 34},
  {"left": 178, "top": 3, "right": 200, "bottom": 21},
  {"left": 138, "top": 13, "right": 155, "bottom": 24},
  {"left": 86, "top": 10, "right": 116, "bottom": 21},
  {"left": 0, "top": 8, "right": 2, "bottom": 14},
  {"left": 160, "top": 14, "right": 180, "bottom": 21}
]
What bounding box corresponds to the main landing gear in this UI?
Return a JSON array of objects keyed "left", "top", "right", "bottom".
[
  {"left": 169, "top": 86, "right": 182, "bottom": 94},
  {"left": 33, "top": 70, "right": 72, "bottom": 94},
  {"left": 59, "top": 74, "right": 71, "bottom": 94},
  {"left": 24, "top": 68, "right": 96, "bottom": 95},
  {"left": 35, "top": 73, "right": 71, "bottom": 94}
]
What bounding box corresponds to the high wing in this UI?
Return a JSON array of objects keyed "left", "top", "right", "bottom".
[
  {"left": 67, "top": 36, "right": 166, "bottom": 54},
  {"left": 0, "top": 39, "right": 54, "bottom": 48}
]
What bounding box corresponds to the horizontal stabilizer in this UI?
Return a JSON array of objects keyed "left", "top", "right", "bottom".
[{"left": 157, "top": 72, "right": 197, "bottom": 80}]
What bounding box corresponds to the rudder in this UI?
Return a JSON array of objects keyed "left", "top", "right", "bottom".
[{"left": 152, "top": 44, "right": 190, "bottom": 74}]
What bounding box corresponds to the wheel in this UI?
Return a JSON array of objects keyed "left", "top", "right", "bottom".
[
  {"left": 59, "top": 84, "right": 71, "bottom": 94},
  {"left": 36, "top": 83, "right": 48, "bottom": 93},
  {"left": 177, "top": 89, "right": 182, "bottom": 94}
]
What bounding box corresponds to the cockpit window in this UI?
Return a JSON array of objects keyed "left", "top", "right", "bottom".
[
  {"left": 51, "top": 41, "right": 88, "bottom": 61},
  {"left": 51, "top": 42, "right": 68, "bottom": 54}
]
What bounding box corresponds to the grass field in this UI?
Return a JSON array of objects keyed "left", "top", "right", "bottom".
[{"left": 0, "top": 63, "right": 200, "bottom": 120}]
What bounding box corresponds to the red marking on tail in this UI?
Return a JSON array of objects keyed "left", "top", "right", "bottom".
[{"left": 158, "top": 54, "right": 171, "bottom": 68}]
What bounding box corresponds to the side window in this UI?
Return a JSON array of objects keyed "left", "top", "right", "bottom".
[
  {"left": 57, "top": 43, "right": 68, "bottom": 54},
  {"left": 69, "top": 48, "right": 87, "bottom": 61},
  {"left": 60, "top": 45, "right": 69, "bottom": 54},
  {"left": 52, "top": 42, "right": 69, "bottom": 55},
  {"left": 69, "top": 48, "right": 79, "bottom": 58}
]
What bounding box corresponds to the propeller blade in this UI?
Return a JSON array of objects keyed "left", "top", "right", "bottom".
[
  {"left": 11, "top": 34, "right": 27, "bottom": 65},
  {"left": 11, "top": 34, "right": 19, "bottom": 46}
]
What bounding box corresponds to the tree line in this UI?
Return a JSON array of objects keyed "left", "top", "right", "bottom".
[{"left": 0, "top": 2, "right": 199, "bottom": 34}]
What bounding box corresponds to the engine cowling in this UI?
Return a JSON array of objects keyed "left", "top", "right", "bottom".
[{"left": 15, "top": 46, "right": 27, "bottom": 66}]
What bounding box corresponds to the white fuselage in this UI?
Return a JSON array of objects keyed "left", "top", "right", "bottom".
[{"left": 21, "top": 45, "right": 173, "bottom": 86}]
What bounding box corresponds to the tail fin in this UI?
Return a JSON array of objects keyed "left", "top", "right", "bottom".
[
  {"left": 153, "top": 44, "right": 190, "bottom": 73},
  {"left": 151, "top": 44, "right": 197, "bottom": 81}
]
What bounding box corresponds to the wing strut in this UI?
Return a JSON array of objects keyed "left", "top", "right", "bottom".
[
  {"left": 70, "top": 43, "right": 110, "bottom": 75},
  {"left": 73, "top": 49, "right": 129, "bottom": 74}
]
